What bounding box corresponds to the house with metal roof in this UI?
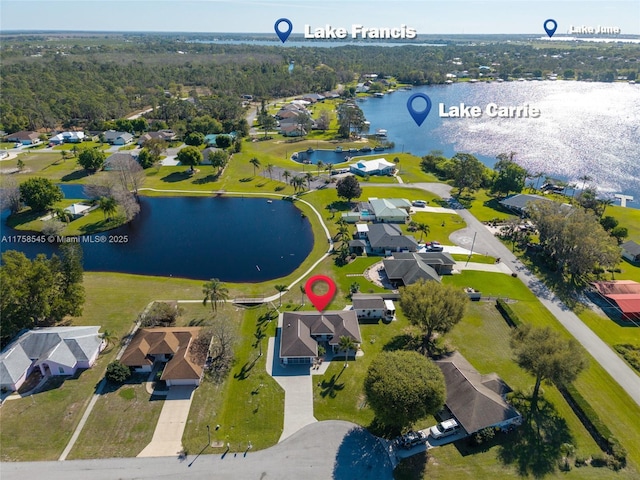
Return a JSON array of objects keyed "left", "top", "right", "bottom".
[
  {"left": 436, "top": 352, "right": 522, "bottom": 435},
  {"left": 0, "top": 327, "right": 104, "bottom": 392},
  {"left": 350, "top": 158, "right": 396, "bottom": 177},
  {"left": 279, "top": 311, "right": 362, "bottom": 365},
  {"left": 369, "top": 198, "right": 411, "bottom": 222},
  {"left": 591, "top": 280, "right": 640, "bottom": 321}
]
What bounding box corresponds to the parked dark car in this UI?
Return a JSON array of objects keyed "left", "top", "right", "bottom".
[{"left": 393, "top": 430, "right": 427, "bottom": 449}]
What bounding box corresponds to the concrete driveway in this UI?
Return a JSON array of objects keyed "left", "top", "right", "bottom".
[
  {"left": 137, "top": 386, "right": 196, "bottom": 457},
  {"left": 266, "top": 333, "right": 318, "bottom": 442}
]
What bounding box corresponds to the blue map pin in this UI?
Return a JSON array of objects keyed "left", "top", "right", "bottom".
[
  {"left": 544, "top": 19, "right": 557, "bottom": 38},
  {"left": 275, "top": 18, "right": 293, "bottom": 43},
  {"left": 407, "top": 93, "right": 432, "bottom": 127}
]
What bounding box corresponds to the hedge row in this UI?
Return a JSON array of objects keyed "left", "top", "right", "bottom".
[
  {"left": 495, "top": 298, "right": 523, "bottom": 328},
  {"left": 560, "top": 383, "right": 627, "bottom": 468}
]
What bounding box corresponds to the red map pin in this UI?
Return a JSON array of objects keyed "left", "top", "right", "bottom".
[{"left": 305, "top": 275, "right": 337, "bottom": 312}]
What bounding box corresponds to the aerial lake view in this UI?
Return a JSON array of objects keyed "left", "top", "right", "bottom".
[{"left": 357, "top": 81, "right": 640, "bottom": 201}]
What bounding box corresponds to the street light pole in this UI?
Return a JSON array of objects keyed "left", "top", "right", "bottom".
[{"left": 207, "top": 424, "right": 211, "bottom": 446}]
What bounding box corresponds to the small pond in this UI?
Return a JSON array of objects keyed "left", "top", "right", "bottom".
[{"left": 294, "top": 148, "right": 395, "bottom": 165}]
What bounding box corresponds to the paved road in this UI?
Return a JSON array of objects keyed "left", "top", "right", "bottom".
[
  {"left": 1, "top": 421, "right": 393, "bottom": 480},
  {"left": 405, "top": 182, "right": 640, "bottom": 406}
]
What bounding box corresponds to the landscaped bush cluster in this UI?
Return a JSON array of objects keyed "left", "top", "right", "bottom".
[
  {"left": 495, "top": 298, "right": 523, "bottom": 327},
  {"left": 140, "top": 301, "right": 183, "bottom": 327},
  {"left": 560, "top": 383, "right": 627, "bottom": 470},
  {"left": 105, "top": 360, "right": 131, "bottom": 384},
  {"left": 469, "top": 426, "right": 496, "bottom": 446},
  {"left": 614, "top": 344, "right": 640, "bottom": 372}
]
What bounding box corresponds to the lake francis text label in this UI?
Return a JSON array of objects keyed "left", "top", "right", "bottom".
[
  {"left": 304, "top": 24, "right": 417, "bottom": 39},
  {"left": 438, "top": 103, "right": 541, "bottom": 118}
]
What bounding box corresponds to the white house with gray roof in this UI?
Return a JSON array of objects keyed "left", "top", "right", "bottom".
[
  {"left": 0, "top": 327, "right": 104, "bottom": 392},
  {"left": 351, "top": 294, "right": 396, "bottom": 322}
]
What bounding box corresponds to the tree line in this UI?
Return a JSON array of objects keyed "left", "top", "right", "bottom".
[
  {"left": 0, "top": 244, "right": 85, "bottom": 347},
  {"left": 2, "top": 37, "right": 637, "bottom": 133}
]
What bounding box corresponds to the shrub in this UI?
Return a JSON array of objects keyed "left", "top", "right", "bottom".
[
  {"left": 590, "top": 452, "right": 608, "bottom": 467},
  {"left": 141, "top": 301, "right": 182, "bottom": 327},
  {"left": 470, "top": 427, "right": 496, "bottom": 446},
  {"left": 105, "top": 360, "right": 131, "bottom": 383},
  {"left": 614, "top": 344, "right": 640, "bottom": 372},
  {"left": 495, "top": 298, "right": 522, "bottom": 327},
  {"left": 560, "top": 383, "right": 626, "bottom": 468}
]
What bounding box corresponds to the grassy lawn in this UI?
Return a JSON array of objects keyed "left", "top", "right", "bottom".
[
  {"left": 0, "top": 272, "right": 204, "bottom": 461},
  {"left": 183, "top": 305, "right": 284, "bottom": 453},
  {"left": 450, "top": 253, "right": 496, "bottom": 264},
  {"left": 0, "top": 355, "right": 110, "bottom": 461},
  {"left": 314, "top": 314, "right": 409, "bottom": 427},
  {"left": 67, "top": 379, "right": 164, "bottom": 459},
  {"left": 459, "top": 189, "right": 517, "bottom": 222},
  {"left": 400, "top": 211, "right": 467, "bottom": 244},
  {"left": 52, "top": 141, "right": 110, "bottom": 151}
]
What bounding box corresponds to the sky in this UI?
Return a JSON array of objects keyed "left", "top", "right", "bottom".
[{"left": 1, "top": 0, "right": 639, "bottom": 35}]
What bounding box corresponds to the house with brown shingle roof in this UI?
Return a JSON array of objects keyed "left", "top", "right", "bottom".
[
  {"left": 436, "top": 352, "right": 522, "bottom": 435},
  {"left": 120, "top": 327, "right": 204, "bottom": 387},
  {"left": 279, "top": 311, "right": 362, "bottom": 365}
]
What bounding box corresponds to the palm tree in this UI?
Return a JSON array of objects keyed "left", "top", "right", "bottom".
[
  {"left": 202, "top": 278, "right": 229, "bottom": 314},
  {"left": 578, "top": 174, "right": 593, "bottom": 192},
  {"left": 282, "top": 170, "right": 291, "bottom": 185},
  {"left": 336, "top": 223, "right": 351, "bottom": 242},
  {"left": 249, "top": 157, "right": 261, "bottom": 176},
  {"left": 417, "top": 222, "right": 430, "bottom": 242},
  {"left": 55, "top": 207, "right": 73, "bottom": 225},
  {"left": 598, "top": 197, "right": 614, "bottom": 218},
  {"left": 265, "top": 163, "right": 274, "bottom": 180},
  {"left": 337, "top": 335, "right": 357, "bottom": 368},
  {"left": 100, "top": 329, "right": 116, "bottom": 349},
  {"left": 291, "top": 176, "right": 304, "bottom": 193},
  {"left": 98, "top": 196, "right": 117, "bottom": 220},
  {"left": 305, "top": 172, "right": 314, "bottom": 190},
  {"left": 534, "top": 172, "right": 545, "bottom": 190},
  {"left": 300, "top": 285, "right": 306, "bottom": 305},
  {"left": 316, "top": 160, "right": 325, "bottom": 176},
  {"left": 568, "top": 183, "right": 578, "bottom": 203},
  {"left": 274, "top": 284, "right": 289, "bottom": 306}
]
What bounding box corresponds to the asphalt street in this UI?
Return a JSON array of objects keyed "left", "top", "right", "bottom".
[{"left": 1, "top": 421, "right": 394, "bottom": 480}]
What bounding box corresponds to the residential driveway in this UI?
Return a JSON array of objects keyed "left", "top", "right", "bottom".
[
  {"left": 2, "top": 421, "right": 394, "bottom": 480},
  {"left": 266, "top": 334, "right": 318, "bottom": 442},
  {"left": 137, "top": 386, "right": 196, "bottom": 457}
]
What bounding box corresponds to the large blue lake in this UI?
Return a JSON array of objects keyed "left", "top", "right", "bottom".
[
  {"left": 356, "top": 82, "right": 640, "bottom": 203},
  {"left": 0, "top": 192, "right": 314, "bottom": 282}
]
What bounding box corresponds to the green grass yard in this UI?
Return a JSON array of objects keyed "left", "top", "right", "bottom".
[
  {"left": 183, "top": 305, "right": 284, "bottom": 453},
  {"left": 67, "top": 380, "right": 164, "bottom": 459}
]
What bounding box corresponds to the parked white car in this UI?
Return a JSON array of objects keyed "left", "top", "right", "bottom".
[{"left": 429, "top": 419, "right": 461, "bottom": 439}]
